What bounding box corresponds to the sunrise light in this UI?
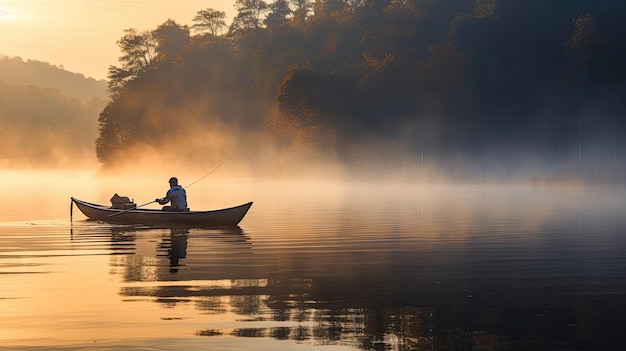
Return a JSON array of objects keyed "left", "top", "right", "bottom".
[{"left": 0, "top": 7, "right": 13, "bottom": 21}]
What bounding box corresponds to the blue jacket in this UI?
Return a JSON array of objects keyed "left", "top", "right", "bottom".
[{"left": 163, "top": 185, "right": 187, "bottom": 210}]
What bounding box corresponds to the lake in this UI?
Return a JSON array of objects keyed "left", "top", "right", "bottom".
[{"left": 1, "top": 170, "right": 625, "bottom": 350}]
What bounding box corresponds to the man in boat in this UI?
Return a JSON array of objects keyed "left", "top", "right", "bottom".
[{"left": 156, "top": 177, "right": 188, "bottom": 212}]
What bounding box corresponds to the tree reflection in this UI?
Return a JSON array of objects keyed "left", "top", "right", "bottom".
[
  {"left": 270, "top": 327, "right": 291, "bottom": 340},
  {"left": 194, "top": 296, "right": 228, "bottom": 315},
  {"left": 231, "top": 328, "right": 265, "bottom": 338},
  {"left": 231, "top": 294, "right": 263, "bottom": 315},
  {"left": 92, "top": 223, "right": 624, "bottom": 350}
]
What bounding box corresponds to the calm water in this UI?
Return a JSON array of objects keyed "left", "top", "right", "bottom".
[{"left": 1, "top": 171, "right": 625, "bottom": 350}]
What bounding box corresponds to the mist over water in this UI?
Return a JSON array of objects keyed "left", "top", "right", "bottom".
[
  {"left": 1, "top": 170, "right": 626, "bottom": 350},
  {"left": 3, "top": 2, "right": 626, "bottom": 347}
]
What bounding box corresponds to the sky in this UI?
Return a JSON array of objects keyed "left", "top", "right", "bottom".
[{"left": 0, "top": 0, "right": 234, "bottom": 80}]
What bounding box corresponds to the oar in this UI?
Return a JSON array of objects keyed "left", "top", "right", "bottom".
[{"left": 107, "top": 199, "right": 157, "bottom": 218}]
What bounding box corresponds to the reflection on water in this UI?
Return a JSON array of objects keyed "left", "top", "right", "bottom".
[
  {"left": 162, "top": 228, "right": 188, "bottom": 272},
  {"left": 1, "top": 180, "right": 626, "bottom": 350}
]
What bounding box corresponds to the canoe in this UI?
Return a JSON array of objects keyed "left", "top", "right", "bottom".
[{"left": 71, "top": 197, "right": 252, "bottom": 226}]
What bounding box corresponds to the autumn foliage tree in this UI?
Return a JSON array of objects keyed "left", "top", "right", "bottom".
[{"left": 95, "top": 1, "right": 626, "bottom": 180}]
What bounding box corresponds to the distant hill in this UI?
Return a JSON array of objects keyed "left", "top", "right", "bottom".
[
  {"left": 0, "top": 78, "right": 106, "bottom": 169},
  {"left": 0, "top": 56, "right": 107, "bottom": 103},
  {"left": 0, "top": 56, "right": 108, "bottom": 169}
]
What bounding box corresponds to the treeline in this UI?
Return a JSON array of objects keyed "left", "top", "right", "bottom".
[{"left": 96, "top": 0, "right": 626, "bottom": 181}]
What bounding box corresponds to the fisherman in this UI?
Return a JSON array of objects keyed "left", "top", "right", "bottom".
[{"left": 156, "top": 177, "right": 188, "bottom": 212}]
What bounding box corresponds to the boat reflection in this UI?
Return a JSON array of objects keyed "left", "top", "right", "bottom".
[
  {"left": 70, "top": 223, "right": 252, "bottom": 279},
  {"left": 68, "top": 223, "right": 622, "bottom": 350},
  {"left": 96, "top": 225, "right": 478, "bottom": 350},
  {"left": 159, "top": 227, "right": 188, "bottom": 273}
]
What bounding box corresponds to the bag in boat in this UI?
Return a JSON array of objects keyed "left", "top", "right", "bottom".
[{"left": 110, "top": 193, "right": 136, "bottom": 210}]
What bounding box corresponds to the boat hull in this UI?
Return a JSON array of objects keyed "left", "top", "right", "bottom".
[{"left": 71, "top": 198, "right": 252, "bottom": 226}]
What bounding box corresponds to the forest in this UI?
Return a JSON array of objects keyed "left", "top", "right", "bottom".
[{"left": 95, "top": 0, "right": 626, "bottom": 182}]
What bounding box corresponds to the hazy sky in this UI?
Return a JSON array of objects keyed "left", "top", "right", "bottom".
[{"left": 0, "top": 0, "right": 234, "bottom": 80}]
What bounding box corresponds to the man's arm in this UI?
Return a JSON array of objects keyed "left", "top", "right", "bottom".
[
  {"left": 157, "top": 189, "right": 180, "bottom": 205},
  {"left": 156, "top": 192, "right": 172, "bottom": 205}
]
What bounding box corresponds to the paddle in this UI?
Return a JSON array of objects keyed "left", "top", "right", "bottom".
[{"left": 107, "top": 199, "right": 157, "bottom": 218}]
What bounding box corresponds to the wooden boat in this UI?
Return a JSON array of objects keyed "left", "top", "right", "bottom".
[{"left": 71, "top": 197, "right": 252, "bottom": 226}]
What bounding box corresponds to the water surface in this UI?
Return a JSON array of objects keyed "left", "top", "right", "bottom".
[{"left": 1, "top": 171, "right": 625, "bottom": 350}]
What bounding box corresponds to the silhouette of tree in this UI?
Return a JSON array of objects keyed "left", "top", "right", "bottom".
[
  {"left": 311, "top": 0, "right": 347, "bottom": 20},
  {"left": 192, "top": 8, "right": 228, "bottom": 40},
  {"left": 230, "top": 0, "right": 270, "bottom": 38},
  {"left": 265, "top": 0, "right": 292, "bottom": 27},
  {"left": 95, "top": 0, "right": 626, "bottom": 180},
  {"left": 117, "top": 28, "right": 157, "bottom": 73},
  {"left": 107, "top": 28, "right": 157, "bottom": 96},
  {"left": 289, "top": 0, "right": 313, "bottom": 27},
  {"left": 152, "top": 19, "right": 190, "bottom": 62}
]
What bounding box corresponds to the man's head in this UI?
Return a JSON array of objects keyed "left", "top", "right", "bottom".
[{"left": 169, "top": 177, "right": 178, "bottom": 186}]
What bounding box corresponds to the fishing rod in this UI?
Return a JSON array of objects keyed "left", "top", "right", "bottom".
[
  {"left": 106, "top": 161, "right": 226, "bottom": 218},
  {"left": 107, "top": 199, "right": 157, "bottom": 218},
  {"left": 184, "top": 160, "right": 226, "bottom": 189}
]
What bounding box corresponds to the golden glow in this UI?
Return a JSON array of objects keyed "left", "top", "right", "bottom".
[
  {"left": 0, "top": 0, "right": 234, "bottom": 80},
  {"left": 0, "top": 6, "right": 14, "bottom": 20},
  {"left": 0, "top": 170, "right": 613, "bottom": 349}
]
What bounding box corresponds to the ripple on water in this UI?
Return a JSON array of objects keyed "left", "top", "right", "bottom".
[{"left": 1, "top": 182, "right": 626, "bottom": 350}]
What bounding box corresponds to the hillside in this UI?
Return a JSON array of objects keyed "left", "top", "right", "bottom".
[
  {"left": 0, "top": 56, "right": 108, "bottom": 169},
  {"left": 0, "top": 56, "right": 107, "bottom": 104}
]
